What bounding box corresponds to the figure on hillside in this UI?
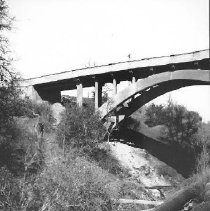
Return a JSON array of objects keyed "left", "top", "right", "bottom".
[
  {"left": 32, "top": 111, "right": 44, "bottom": 139},
  {"left": 38, "top": 122, "right": 44, "bottom": 138}
]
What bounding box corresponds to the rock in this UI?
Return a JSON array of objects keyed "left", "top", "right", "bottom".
[{"left": 150, "top": 189, "right": 162, "bottom": 199}]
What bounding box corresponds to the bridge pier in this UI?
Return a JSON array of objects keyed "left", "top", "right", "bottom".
[
  {"left": 76, "top": 80, "right": 83, "bottom": 107},
  {"left": 129, "top": 70, "right": 136, "bottom": 84},
  {"left": 132, "top": 76, "right": 136, "bottom": 83},
  {"left": 113, "top": 76, "right": 118, "bottom": 96},
  {"left": 95, "top": 79, "right": 102, "bottom": 110}
]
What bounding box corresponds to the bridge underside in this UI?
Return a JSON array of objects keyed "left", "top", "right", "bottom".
[
  {"left": 99, "top": 69, "right": 210, "bottom": 125},
  {"left": 117, "top": 79, "right": 209, "bottom": 121},
  {"left": 34, "top": 86, "right": 61, "bottom": 104}
]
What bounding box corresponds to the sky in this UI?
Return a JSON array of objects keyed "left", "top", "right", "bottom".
[{"left": 7, "top": 0, "right": 210, "bottom": 122}]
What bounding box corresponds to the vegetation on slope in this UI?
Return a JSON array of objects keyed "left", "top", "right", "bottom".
[{"left": 56, "top": 102, "right": 106, "bottom": 155}]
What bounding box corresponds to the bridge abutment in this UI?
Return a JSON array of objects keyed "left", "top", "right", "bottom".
[
  {"left": 35, "top": 86, "right": 61, "bottom": 104},
  {"left": 21, "top": 85, "right": 42, "bottom": 102},
  {"left": 22, "top": 85, "right": 61, "bottom": 104}
]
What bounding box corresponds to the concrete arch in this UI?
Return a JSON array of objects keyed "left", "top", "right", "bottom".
[{"left": 99, "top": 69, "right": 210, "bottom": 121}]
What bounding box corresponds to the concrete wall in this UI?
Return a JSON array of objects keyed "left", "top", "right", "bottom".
[
  {"left": 21, "top": 85, "right": 61, "bottom": 104},
  {"left": 34, "top": 86, "right": 61, "bottom": 104},
  {"left": 21, "top": 85, "right": 43, "bottom": 103}
]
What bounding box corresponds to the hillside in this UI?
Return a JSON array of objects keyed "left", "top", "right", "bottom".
[
  {"left": 4, "top": 102, "right": 207, "bottom": 211},
  {"left": 49, "top": 103, "right": 184, "bottom": 209}
]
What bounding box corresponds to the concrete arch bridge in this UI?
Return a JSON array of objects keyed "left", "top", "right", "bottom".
[
  {"left": 20, "top": 49, "right": 210, "bottom": 129},
  {"left": 20, "top": 49, "right": 210, "bottom": 177}
]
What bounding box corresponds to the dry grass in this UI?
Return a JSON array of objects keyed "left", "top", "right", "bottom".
[{"left": 29, "top": 151, "right": 121, "bottom": 211}]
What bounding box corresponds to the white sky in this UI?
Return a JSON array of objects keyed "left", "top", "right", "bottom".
[{"left": 7, "top": 0, "right": 210, "bottom": 122}]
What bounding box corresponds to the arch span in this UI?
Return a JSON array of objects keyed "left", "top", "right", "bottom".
[{"left": 99, "top": 69, "right": 210, "bottom": 122}]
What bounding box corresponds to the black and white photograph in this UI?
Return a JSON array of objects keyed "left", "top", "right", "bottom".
[{"left": 0, "top": 0, "right": 209, "bottom": 210}]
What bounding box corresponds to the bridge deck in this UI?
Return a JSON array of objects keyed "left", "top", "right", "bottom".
[{"left": 20, "top": 49, "right": 209, "bottom": 87}]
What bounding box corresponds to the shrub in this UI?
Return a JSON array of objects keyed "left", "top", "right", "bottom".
[
  {"left": 57, "top": 104, "right": 106, "bottom": 155},
  {"left": 20, "top": 99, "right": 55, "bottom": 131},
  {"left": 0, "top": 77, "right": 47, "bottom": 174},
  {"left": 0, "top": 123, "right": 25, "bottom": 175},
  {"left": 0, "top": 98, "right": 50, "bottom": 175},
  {"left": 32, "top": 101, "right": 55, "bottom": 132}
]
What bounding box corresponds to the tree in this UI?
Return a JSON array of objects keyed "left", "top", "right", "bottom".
[
  {"left": 0, "top": 0, "right": 18, "bottom": 138},
  {"left": 144, "top": 103, "right": 166, "bottom": 127},
  {"left": 0, "top": 0, "right": 17, "bottom": 125},
  {"left": 0, "top": 0, "right": 26, "bottom": 173},
  {"left": 145, "top": 99, "right": 202, "bottom": 149},
  {"left": 0, "top": 0, "right": 13, "bottom": 76}
]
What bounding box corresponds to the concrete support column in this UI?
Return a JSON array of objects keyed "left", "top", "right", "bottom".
[
  {"left": 76, "top": 81, "right": 83, "bottom": 107},
  {"left": 132, "top": 76, "right": 136, "bottom": 83},
  {"left": 95, "top": 79, "right": 102, "bottom": 110},
  {"left": 129, "top": 70, "right": 136, "bottom": 84},
  {"left": 113, "top": 77, "right": 118, "bottom": 96}
]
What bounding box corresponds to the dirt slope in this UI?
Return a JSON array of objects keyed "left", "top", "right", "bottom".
[{"left": 108, "top": 141, "right": 183, "bottom": 187}]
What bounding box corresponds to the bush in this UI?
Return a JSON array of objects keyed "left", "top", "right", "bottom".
[
  {"left": 57, "top": 104, "right": 106, "bottom": 155},
  {"left": 20, "top": 99, "right": 55, "bottom": 130},
  {"left": 0, "top": 97, "right": 52, "bottom": 175},
  {"left": 0, "top": 77, "right": 44, "bottom": 174}
]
